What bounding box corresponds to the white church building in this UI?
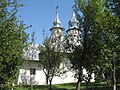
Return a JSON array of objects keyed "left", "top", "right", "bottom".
[{"left": 17, "top": 9, "right": 95, "bottom": 85}]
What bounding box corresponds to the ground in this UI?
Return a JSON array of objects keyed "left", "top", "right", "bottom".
[{"left": 14, "top": 82, "right": 120, "bottom": 90}]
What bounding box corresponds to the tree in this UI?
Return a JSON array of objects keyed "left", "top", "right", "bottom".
[
  {"left": 75, "top": 0, "right": 120, "bottom": 90},
  {"left": 106, "top": 0, "right": 120, "bottom": 85},
  {"left": 72, "top": 0, "right": 120, "bottom": 90},
  {"left": 98, "top": 11, "right": 120, "bottom": 90},
  {"left": 0, "top": 0, "right": 28, "bottom": 89},
  {"left": 39, "top": 38, "right": 66, "bottom": 90},
  {"left": 67, "top": 0, "right": 105, "bottom": 90}
]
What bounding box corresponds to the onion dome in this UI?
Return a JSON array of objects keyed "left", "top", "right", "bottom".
[
  {"left": 53, "top": 12, "right": 61, "bottom": 27},
  {"left": 69, "top": 11, "right": 79, "bottom": 28}
]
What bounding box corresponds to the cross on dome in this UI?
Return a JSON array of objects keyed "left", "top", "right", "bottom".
[
  {"left": 53, "top": 11, "right": 61, "bottom": 27},
  {"left": 53, "top": 5, "right": 61, "bottom": 27}
]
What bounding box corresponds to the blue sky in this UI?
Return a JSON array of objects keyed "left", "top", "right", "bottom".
[{"left": 18, "top": 0, "right": 74, "bottom": 44}]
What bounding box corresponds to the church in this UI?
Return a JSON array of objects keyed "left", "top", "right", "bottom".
[{"left": 17, "top": 8, "right": 95, "bottom": 85}]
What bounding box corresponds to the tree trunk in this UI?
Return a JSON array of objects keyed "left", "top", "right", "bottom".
[
  {"left": 86, "top": 73, "right": 91, "bottom": 90},
  {"left": 46, "top": 76, "right": 48, "bottom": 85},
  {"left": 49, "top": 80, "right": 52, "bottom": 90},
  {"left": 76, "top": 68, "right": 82, "bottom": 90},
  {"left": 113, "top": 61, "right": 116, "bottom": 90},
  {"left": 86, "top": 82, "right": 89, "bottom": 90},
  {"left": 76, "top": 79, "right": 80, "bottom": 90},
  {"left": 30, "top": 75, "right": 33, "bottom": 90}
]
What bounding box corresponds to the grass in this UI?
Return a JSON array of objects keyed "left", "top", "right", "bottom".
[{"left": 13, "top": 82, "right": 120, "bottom": 90}]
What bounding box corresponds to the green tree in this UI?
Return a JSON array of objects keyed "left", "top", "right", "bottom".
[
  {"left": 68, "top": 0, "right": 105, "bottom": 90},
  {"left": 0, "top": 0, "right": 28, "bottom": 89},
  {"left": 73, "top": 0, "right": 120, "bottom": 90},
  {"left": 98, "top": 11, "right": 120, "bottom": 90},
  {"left": 39, "top": 38, "right": 66, "bottom": 90},
  {"left": 106, "top": 0, "right": 120, "bottom": 85}
]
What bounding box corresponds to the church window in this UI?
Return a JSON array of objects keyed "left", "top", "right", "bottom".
[
  {"left": 39, "top": 53, "right": 41, "bottom": 59},
  {"left": 30, "top": 68, "right": 36, "bottom": 75}
]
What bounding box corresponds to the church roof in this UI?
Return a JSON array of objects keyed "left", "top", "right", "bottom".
[
  {"left": 53, "top": 11, "right": 61, "bottom": 27},
  {"left": 69, "top": 11, "right": 79, "bottom": 29}
]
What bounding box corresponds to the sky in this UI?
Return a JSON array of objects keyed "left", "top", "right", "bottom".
[{"left": 18, "top": 0, "right": 75, "bottom": 44}]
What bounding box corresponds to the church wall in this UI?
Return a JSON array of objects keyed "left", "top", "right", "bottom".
[
  {"left": 17, "top": 60, "right": 77, "bottom": 85},
  {"left": 17, "top": 60, "right": 95, "bottom": 85},
  {"left": 17, "top": 61, "right": 46, "bottom": 85}
]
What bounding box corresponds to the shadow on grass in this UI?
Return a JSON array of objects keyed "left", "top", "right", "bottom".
[
  {"left": 53, "top": 88, "right": 68, "bottom": 90},
  {"left": 53, "top": 83, "right": 120, "bottom": 90},
  {"left": 80, "top": 85, "right": 120, "bottom": 90},
  {"left": 14, "top": 83, "right": 120, "bottom": 90}
]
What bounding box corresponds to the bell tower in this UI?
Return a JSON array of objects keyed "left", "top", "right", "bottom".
[
  {"left": 50, "top": 6, "right": 64, "bottom": 49},
  {"left": 66, "top": 11, "right": 82, "bottom": 47}
]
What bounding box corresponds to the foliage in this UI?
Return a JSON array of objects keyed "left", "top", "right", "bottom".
[
  {"left": 0, "top": 0, "right": 28, "bottom": 89},
  {"left": 106, "top": 0, "right": 120, "bottom": 84}
]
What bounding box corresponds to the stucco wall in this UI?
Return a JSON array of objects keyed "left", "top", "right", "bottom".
[{"left": 18, "top": 61, "right": 95, "bottom": 85}]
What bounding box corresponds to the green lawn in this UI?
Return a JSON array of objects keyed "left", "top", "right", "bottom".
[{"left": 13, "top": 82, "right": 120, "bottom": 90}]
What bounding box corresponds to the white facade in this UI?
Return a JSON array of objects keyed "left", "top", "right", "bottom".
[
  {"left": 18, "top": 62, "right": 46, "bottom": 85},
  {"left": 18, "top": 60, "right": 95, "bottom": 85}
]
